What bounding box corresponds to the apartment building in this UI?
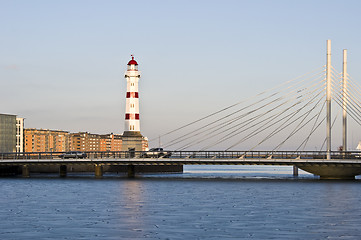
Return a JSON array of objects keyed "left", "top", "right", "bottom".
[
  {"left": 0, "top": 114, "right": 25, "bottom": 153},
  {"left": 69, "top": 132, "right": 122, "bottom": 151},
  {"left": 23, "top": 129, "right": 145, "bottom": 153},
  {"left": 69, "top": 132, "right": 87, "bottom": 151},
  {"left": 16, "top": 117, "right": 24, "bottom": 152},
  {"left": 0, "top": 114, "right": 16, "bottom": 152},
  {"left": 24, "top": 129, "right": 69, "bottom": 152}
]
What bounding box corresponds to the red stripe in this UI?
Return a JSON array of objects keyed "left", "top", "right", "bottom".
[
  {"left": 125, "top": 113, "right": 140, "bottom": 120},
  {"left": 126, "top": 92, "right": 139, "bottom": 98}
]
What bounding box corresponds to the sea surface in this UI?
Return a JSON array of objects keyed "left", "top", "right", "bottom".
[{"left": 1, "top": 165, "right": 361, "bottom": 239}]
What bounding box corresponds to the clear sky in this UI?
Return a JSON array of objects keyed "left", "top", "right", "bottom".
[{"left": 1, "top": 0, "right": 361, "bottom": 149}]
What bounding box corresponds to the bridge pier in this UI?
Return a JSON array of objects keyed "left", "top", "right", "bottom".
[
  {"left": 95, "top": 164, "right": 103, "bottom": 178},
  {"left": 293, "top": 166, "right": 298, "bottom": 177},
  {"left": 22, "top": 165, "right": 30, "bottom": 178},
  {"left": 298, "top": 165, "right": 361, "bottom": 180},
  {"left": 127, "top": 165, "right": 135, "bottom": 178},
  {"left": 59, "top": 165, "right": 67, "bottom": 177}
]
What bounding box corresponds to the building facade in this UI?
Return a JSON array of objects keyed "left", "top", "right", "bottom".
[
  {"left": 16, "top": 117, "right": 24, "bottom": 152},
  {"left": 99, "top": 134, "right": 122, "bottom": 151},
  {"left": 23, "top": 130, "right": 124, "bottom": 153},
  {"left": 24, "top": 129, "right": 69, "bottom": 152},
  {"left": 0, "top": 114, "right": 17, "bottom": 152},
  {"left": 69, "top": 132, "right": 123, "bottom": 152}
]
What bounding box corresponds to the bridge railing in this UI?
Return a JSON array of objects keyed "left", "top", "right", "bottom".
[
  {"left": 0, "top": 150, "right": 360, "bottom": 161},
  {"left": 171, "top": 151, "right": 361, "bottom": 159},
  {"left": 0, "top": 151, "right": 135, "bottom": 160}
]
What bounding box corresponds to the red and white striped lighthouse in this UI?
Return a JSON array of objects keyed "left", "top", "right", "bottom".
[{"left": 124, "top": 55, "right": 141, "bottom": 133}]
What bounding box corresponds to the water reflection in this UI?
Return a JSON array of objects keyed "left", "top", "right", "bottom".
[
  {"left": 117, "top": 180, "right": 146, "bottom": 237},
  {"left": 182, "top": 165, "right": 312, "bottom": 179}
]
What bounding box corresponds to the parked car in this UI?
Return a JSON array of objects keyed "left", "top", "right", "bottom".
[
  {"left": 140, "top": 148, "right": 171, "bottom": 158},
  {"left": 59, "top": 151, "right": 87, "bottom": 159}
]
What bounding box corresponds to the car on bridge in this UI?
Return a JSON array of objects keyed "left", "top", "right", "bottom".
[
  {"left": 140, "top": 148, "right": 172, "bottom": 158},
  {"left": 59, "top": 151, "right": 87, "bottom": 159}
]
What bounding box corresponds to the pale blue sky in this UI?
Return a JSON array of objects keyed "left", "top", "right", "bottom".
[{"left": 1, "top": 0, "right": 361, "bottom": 149}]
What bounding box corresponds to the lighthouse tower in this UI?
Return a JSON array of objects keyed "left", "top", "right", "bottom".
[
  {"left": 122, "top": 55, "right": 147, "bottom": 152},
  {"left": 124, "top": 55, "right": 141, "bottom": 133}
]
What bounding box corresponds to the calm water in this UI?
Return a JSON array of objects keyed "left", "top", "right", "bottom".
[{"left": 1, "top": 166, "right": 361, "bottom": 239}]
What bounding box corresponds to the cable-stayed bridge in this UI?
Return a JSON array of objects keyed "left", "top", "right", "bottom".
[
  {"left": 155, "top": 45, "right": 356, "bottom": 154},
  {"left": 1, "top": 40, "right": 361, "bottom": 179}
]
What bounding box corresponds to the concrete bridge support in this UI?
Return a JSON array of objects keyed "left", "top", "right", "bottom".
[
  {"left": 298, "top": 165, "right": 361, "bottom": 180},
  {"left": 59, "top": 165, "right": 67, "bottom": 177},
  {"left": 293, "top": 166, "right": 298, "bottom": 177},
  {"left": 95, "top": 164, "right": 103, "bottom": 178},
  {"left": 127, "top": 165, "right": 135, "bottom": 178},
  {"left": 22, "top": 165, "right": 30, "bottom": 178}
]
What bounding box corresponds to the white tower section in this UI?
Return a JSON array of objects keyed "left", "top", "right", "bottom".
[{"left": 124, "top": 55, "right": 141, "bottom": 133}]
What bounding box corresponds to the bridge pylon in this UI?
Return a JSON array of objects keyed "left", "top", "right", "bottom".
[{"left": 326, "top": 40, "right": 332, "bottom": 160}]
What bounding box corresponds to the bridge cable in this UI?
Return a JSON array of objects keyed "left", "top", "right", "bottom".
[
  {"left": 244, "top": 91, "right": 326, "bottom": 152},
  {"left": 177, "top": 78, "right": 326, "bottom": 150},
  {"left": 170, "top": 70, "right": 325, "bottom": 144},
  {"left": 165, "top": 72, "right": 325, "bottom": 149},
  {"left": 233, "top": 90, "right": 326, "bottom": 152},
  {"left": 272, "top": 95, "right": 327, "bottom": 151},
  {"left": 333, "top": 92, "right": 361, "bottom": 125},
  {"left": 222, "top": 87, "right": 326, "bottom": 150},
  {"left": 343, "top": 79, "right": 361, "bottom": 112},
  {"left": 179, "top": 89, "right": 322, "bottom": 151},
  {"left": 337, "top": 86, "right": 361, "bottom": 121},
  {"left": 296, "top": 101, "right": 326, "bottom": 151},
  {"left": 331, "top": 74, "right": 361, "bottom": 124},
  {"left": 171, "top": 80, "right": 324, "bottom": 150},
  {"left": 150, "top": 67, "right": 325, "bottom": 143}
]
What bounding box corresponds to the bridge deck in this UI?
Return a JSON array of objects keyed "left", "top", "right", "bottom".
[
  {"left": 2, "top": 151, "right": 361, "bottom": 179},
  {"left": 1, "top": 157, "right": 361, "bottom": 166}
]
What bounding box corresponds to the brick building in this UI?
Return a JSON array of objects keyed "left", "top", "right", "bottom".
[
  {"left": 68, "top": 132, "right": 122, "bottom": 152},
  {"left": 99, "top": 134, "right": 122, "bottom": 151},
  {"left": 24, "top": 129, "right": 69, "bottom": 152},
  {"left": 24, "top": 129, "right": 128, "bottom": 152},
  {"left": 68, "top": 132, "right": 87, "bottom": 151}
]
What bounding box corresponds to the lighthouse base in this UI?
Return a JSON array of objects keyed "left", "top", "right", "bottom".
[{"left": 121, "top": 131, "right": 146, "bottom": 153}]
